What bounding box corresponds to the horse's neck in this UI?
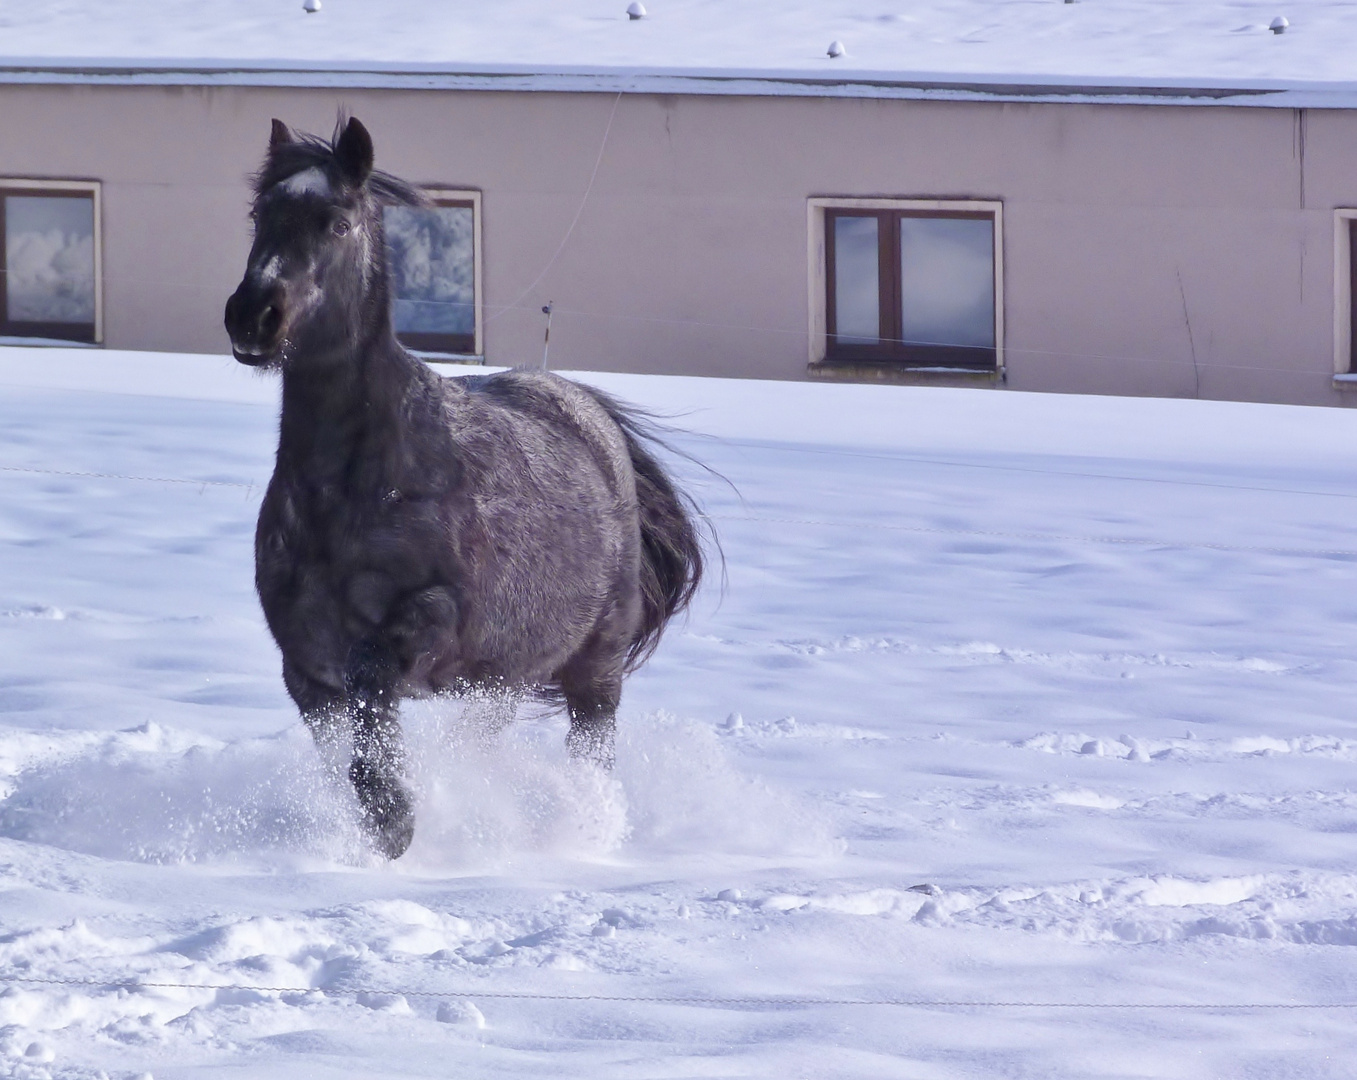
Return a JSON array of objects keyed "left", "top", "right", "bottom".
[{"left": 277, "top": 337, "right": 431, "bottom": 482}]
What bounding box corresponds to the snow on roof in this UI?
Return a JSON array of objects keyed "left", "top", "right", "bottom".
[{"left": 1, "top": 0, "right": 1355, "bottom": 106}]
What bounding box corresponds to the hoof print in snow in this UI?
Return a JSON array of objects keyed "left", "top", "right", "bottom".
[
  {"left": 24, "top": 1043, "right": 54, "bottom": 1064},
  {"left": 355, "top": 992, "right": 410, "bottom": 1014}
]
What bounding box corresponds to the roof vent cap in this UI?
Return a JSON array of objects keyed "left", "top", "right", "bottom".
[
  {"left": 1269, "top": 15, "right": 1289, "bottom": 32},
  {"left": 627, "top": 2, "right": 646, "bottom": 19},
  {"left": 827, "top": 40, "right": 846, "bottom": 58}
]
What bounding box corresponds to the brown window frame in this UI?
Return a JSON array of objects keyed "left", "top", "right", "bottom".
[
  {"left": 1332, "top": 209, "right": 1357, "bottom": 380},
  {"left": 823, "top": 205, "right": 998, "bottom": 370},
  {"left": 387, "top": 190, "right": 482, "bottom": 359},
  {"left": 1350, "top": 219, "right": 1357, "bottom": 374},
  {"left": 0, "top": 181, "right": 102, "bottom": 345}
]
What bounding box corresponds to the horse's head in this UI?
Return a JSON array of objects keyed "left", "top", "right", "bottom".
[{"left": 224, "top": 116, "right": 424, "bottom": 368}]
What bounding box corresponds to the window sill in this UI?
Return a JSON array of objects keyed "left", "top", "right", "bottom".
[
  {"left": 1334, "top": 374, "right": 1357, "bottom": 391},
  {"left": 808, "top": 360, "right": 1004, "bottom": 387},
  {"left": 410, "top": 350, "right": 486, "bottom": 366},
  {"left": 0, "top": 335, "right": 100, "bottom": 349}
]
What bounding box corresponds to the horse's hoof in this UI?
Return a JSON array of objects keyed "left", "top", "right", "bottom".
[
  {"left": 350, "top": 761, "right": 415, "bottom": 859},
  {"left": 566, "top": 725, "right": 616, "bottom": 771},
  {"left": 362, "top": 788, "right": 414, "bottom": 859},
  {"left": 369, "top": 808, "right": 414, "bottom": 860}
]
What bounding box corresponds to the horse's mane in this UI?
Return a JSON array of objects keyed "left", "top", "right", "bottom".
[{"left": 252, "top": 118, "right": 428, "bottom": 207}]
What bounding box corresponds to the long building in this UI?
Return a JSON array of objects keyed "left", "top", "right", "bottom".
[{"left": 3, "top": 2, "right": 1357, "bottom": 405}]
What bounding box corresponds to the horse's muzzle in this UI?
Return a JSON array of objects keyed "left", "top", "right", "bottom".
[{"left": 225, "top": 281, "right": 286, "bottom": 366}]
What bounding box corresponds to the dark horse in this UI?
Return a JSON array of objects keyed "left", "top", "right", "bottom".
[{"left": 224, "top": 117, "right": 703, "bottom": 859}]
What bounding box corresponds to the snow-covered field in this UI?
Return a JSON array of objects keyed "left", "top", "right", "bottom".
[{"left": 2, "top": 347, "right": 1357, "bottom": 1078}]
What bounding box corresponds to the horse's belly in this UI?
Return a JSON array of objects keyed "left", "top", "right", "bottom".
[
  {"left": 454, "top": 547, "right": 633, "bottom": 684},
  {"left": 260, "top": 472, "right": 637, "bottom": 694}
]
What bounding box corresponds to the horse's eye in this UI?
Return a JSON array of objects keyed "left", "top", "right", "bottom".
[{"left": 333, "top": 218, "right": 352, "bottom": 237}]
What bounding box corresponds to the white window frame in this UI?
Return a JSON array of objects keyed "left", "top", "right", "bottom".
[
  {"left": 0, "top": 178, "right": 103, "bottom": 345},
  {"left": 807, "top": 197, "right": 1003, "bottom": 373},
  {"left": 390, "top": 187, "right": 482, "bottom": 362},
  {"left": 1333, "top": 208, "right": 1357, "bottom": 378}
]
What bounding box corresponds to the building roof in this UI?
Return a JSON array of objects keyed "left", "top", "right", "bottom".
[{"left": 1, "top": 0, "right": 1355, "bottom": 107}]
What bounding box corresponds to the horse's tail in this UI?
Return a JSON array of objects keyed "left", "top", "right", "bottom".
[{"left": 581, "top": 387, "right": 707, "bottom": 672}]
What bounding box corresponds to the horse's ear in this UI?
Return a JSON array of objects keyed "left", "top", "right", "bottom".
[
  {"left": 269, "top": 118, "right": 294, "bottom": 150},
  {"left": 335, "top": 117, "right": 374, "bottom": 185}
]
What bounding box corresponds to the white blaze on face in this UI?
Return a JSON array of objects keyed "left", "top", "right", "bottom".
[
  {"left": 249, "top": 167, "right": 333, "bottom": 285},
  {"left": 253, "top": 255, "right": 283, "bottom": 285},
  {"left": 280, "top": 167, "right": 331, "bottom": 198}
]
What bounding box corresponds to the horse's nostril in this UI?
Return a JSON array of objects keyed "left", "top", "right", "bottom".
[
  {"left": 258, "top": 304, "right": 283, "bottom": 342},
  {"left": 224, "top": 292, "right": 243, "bottom": 337}
]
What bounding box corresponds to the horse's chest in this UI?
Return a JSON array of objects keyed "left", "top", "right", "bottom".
[{"left": 259, "top": 484, "right": 448, "bottom": 634}]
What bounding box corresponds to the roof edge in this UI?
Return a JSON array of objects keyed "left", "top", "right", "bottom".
[{"left": 1, "top": 60, "right": 1355, "bottom": 107}]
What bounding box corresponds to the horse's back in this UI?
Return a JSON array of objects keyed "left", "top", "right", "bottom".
[{"left": 451, "top": 369, "right": 635, "bottom": 501}]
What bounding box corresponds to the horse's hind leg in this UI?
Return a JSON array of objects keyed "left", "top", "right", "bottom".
[
  {"left": 462, "top": 682, "right": 520, "bottom": 749},
  {"left": 344, "top": 641, "right": 415, "bottom": 859},
  {"left": 563, "top": 677, "right": 620, "bottom": 770}
]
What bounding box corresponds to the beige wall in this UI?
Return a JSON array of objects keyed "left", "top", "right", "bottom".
[{"left": 0, "top": 82, "right": 1354, "bottom": 405}]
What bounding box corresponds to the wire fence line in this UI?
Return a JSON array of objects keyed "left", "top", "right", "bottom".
[
  {"left": 3, "top": 971, "right": 1354, "bottom": 1012},
  {"left": 3, "top": 461, "right": 1357, "bottom": 559},
  {"left": 12, "top": 445, "right": 1357, "bottom": 504},
  {"left": 0, "top": 464, "right": 253, "bottom": 492},
  {"left": 706, "top": 436, "right": 1357, "bottom": 501},
  {"left": 720, "top": 515, "right": 1357, "bottom": 560}
]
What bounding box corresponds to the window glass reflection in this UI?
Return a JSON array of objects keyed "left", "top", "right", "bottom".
[
  {"left": 899, "top": 216, "right": 994, "bottom": 350},
  {"left": 384, "top": 204, "right": 474, "bottom": 337},
  {"left": 5, "top": 195, "right": 95, "bottom": 324},
  {"left": 833, "top": 215, "right": 879, "bottom": 345}
]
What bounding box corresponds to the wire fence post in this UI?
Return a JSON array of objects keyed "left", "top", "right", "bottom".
[{"left": 541, "top": 302, "right": 554, "bottom": 371}]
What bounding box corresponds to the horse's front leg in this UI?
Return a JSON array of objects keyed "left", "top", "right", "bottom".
[
  {"left": 343, "top": 640, "right": 415, "bottom": 859},
  {"left": 283, "top": 649, "right": 414, "bottom": 859},
  {"left": 282, "top": 659, "right": 349, "bottom": 757}
]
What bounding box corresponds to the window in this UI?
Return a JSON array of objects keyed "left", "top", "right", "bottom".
[
  {"left": 809, "top": 198, "right": 1002, "bottom": 371},
  {"left": 383, "top": 189, "right": 481, "bottom": 357},
  {"left": 1334, "top": 209, "right": 1357, "bottom": 380},
  {"left": 1, "top": 180, "right": 101, "bottom": 344}
]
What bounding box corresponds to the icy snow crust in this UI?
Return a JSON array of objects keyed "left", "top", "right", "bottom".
[
  {"left": 1, "top": 0, "right": 1357, "bottom": 102},
  {"left": 3, "top": 348, "right": 1357, "bottom": 1075}
]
